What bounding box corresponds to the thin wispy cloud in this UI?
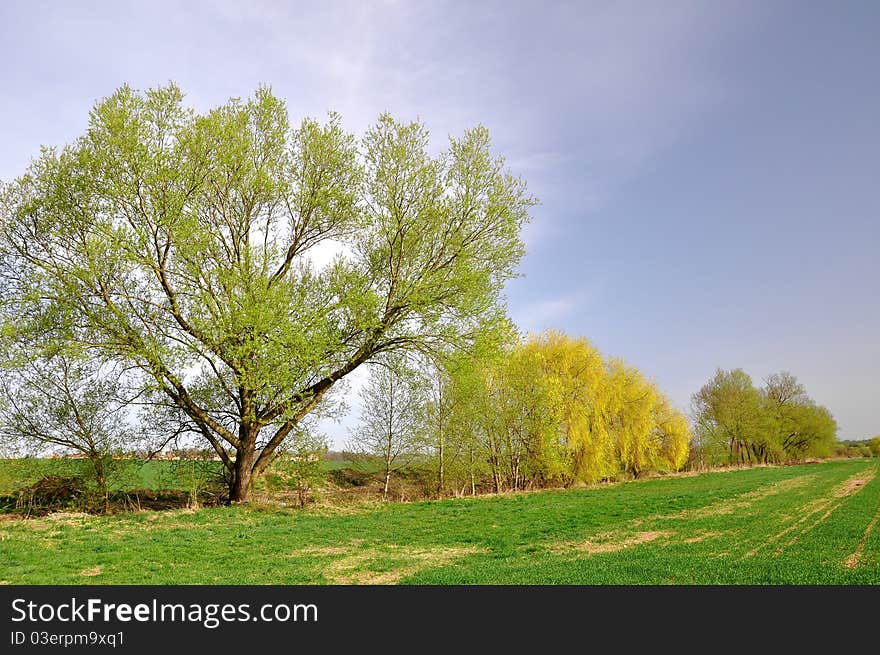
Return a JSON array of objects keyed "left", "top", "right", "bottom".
[{"left": 512, "top": 284, "right": 604, "bottom": 336}]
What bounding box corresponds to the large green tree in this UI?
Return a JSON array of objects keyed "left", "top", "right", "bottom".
[
  {"left": 691, "top": 368, "right": 770, "bottom": 464},
  {"left": 0, "top": 84, "right": 534, "bottom": 502},
  {"left": 762, "top": 371, "right": 836, "bottom": 459},
  {"left": 691, "top": 368, "right": 837, "bottom": 464}
]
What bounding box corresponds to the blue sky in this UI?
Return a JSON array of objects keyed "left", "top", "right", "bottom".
[{"left": 1, "top": 1, "right": 877, "bottom": 444}]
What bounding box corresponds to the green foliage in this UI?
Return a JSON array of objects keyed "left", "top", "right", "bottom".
[
  {"left": 0, "top": 83, "right": 535, "bottom": 501},
  {"left": 440, "top": 330, "right": 691, "bottom": 491},
  {"left": 691, "top": 369, "right": 769, "bottom": 464},
  {"left": 692, "top": 369, "right": 837, "bottom": 465}
]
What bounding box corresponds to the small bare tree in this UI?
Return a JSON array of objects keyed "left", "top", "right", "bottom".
[
  {"left": 348, "top": 357, "right": 427, "bottom": 500},
  {"left": 0, "top": 352, "right": 161, "bottom": 510}
]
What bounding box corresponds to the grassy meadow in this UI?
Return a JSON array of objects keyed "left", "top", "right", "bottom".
[{"left": 1, "top": 459, "right": 878, "bottom": 584}]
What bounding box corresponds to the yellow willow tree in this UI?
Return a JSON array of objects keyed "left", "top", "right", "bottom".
[
  {"left": 524, "top": 331, "right": 616, "bottom": 485},
  {"left": 461, "top": 331, "right": 691, "bottom": 486},
  {"left": 606, "top": 359, "right": 661, "bottom": 479},
  {"left": 652, "top": 395, "right": 691, "bottom": 470},
  {"left": 444, "top": 330, "right": 690, "bottom": 489},
  {"left": 605, "top": 360, "right": 690, "bottom": 477}
]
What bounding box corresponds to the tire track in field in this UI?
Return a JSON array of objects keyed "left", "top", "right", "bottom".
[
  {"left": 745, "top": 467, "right": 877, "bottom": 558},
  {"left": 845, "top": 502, "right": 880, "bottom": 569},
  {"left": 551, "top": 530, "right": 674, "bottom": 556},
  {"left": 655, "top": 473, "right": 817, "bottom": 521},
  {"left": 556, "top": 473, "right": 816, "bottom": 557},
  {"left": 289, "top": 541, "right": 484, "bottom": 584}
]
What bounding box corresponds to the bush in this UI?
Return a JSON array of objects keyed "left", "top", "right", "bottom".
[{"left": 15, "top": 475, "right": 86, "bottom": 515}]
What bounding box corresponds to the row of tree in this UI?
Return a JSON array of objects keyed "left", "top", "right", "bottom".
[
  {"left": 690, "top": 368, "right": 838, "bottom": 466},
  {"left": 835, "top": 439, "right": 880, "bottom": 459},
  {"left": 351, "top": 348, "right": 858, "bottom": 498},
  {"left": 350, "top": 330, "right": 692, "bottom": 497}
]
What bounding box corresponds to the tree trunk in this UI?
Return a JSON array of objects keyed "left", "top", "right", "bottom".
[
  {"left": 229, "top": 457, "right": 253, "bottom": 503},
  {"left": 229, "top": 417, "right": 265, "bottom": 503},
  {"left": 491, "top": 458, "right": 501, "bottom": 494},
  {"left": 383, "top": 423, "right": 393, "bottom": 501},
  {"left": 91, "top": 454, "right": 109, "bottom": 513},
  {"left": 230, "top": 437, "right": 257, "bottom": 503},
  {"left": 488, "top": 436, "right": 502, "bottom": 493},
  {"left": 437, "top": 430, "right": 444, "bottom": 497}
]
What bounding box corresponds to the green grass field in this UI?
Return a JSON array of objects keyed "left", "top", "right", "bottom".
[{"left": 1, "top": 459, "right": 878, "bottom": 584}]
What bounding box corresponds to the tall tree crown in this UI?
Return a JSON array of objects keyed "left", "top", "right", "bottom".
[{"left": 0, "top": 83, "right": 535, "bottom": 500}]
